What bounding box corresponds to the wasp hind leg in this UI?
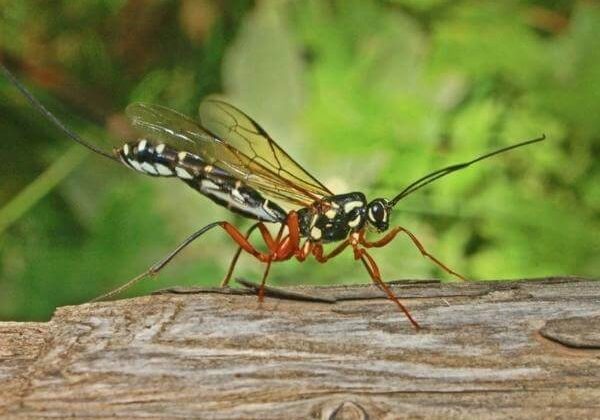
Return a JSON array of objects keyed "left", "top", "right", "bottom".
[
  {"left": 91, "top": 221, "right": 226, "bottom": 302},
  {"left": 92, "top": 221, "right": 276, "bottom": 302}
]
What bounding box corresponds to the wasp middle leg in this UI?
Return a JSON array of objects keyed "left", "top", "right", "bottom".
[
  {"left": 221, "top": 222, "right": 261, "bottom": 287},
  {"left": 297, "top": 237, "right": 419, "bottom": 328}
]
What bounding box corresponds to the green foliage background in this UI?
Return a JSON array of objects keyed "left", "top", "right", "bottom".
[{"left": 0, "top": 0, "right": 598, "bottom": 321}]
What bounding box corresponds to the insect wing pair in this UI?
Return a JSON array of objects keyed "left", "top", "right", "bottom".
[{"left": 125, "top": 99, "right": 333, "bottom": 208}]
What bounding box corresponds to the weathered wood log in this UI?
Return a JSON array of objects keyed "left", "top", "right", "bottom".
[{"left": 1, "top": 276, "right": 599, "bottom": 419}]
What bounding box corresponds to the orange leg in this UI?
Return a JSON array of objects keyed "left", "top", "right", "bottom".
[
  {"left": 360, "top": 226, "right": 466, "bottom": 281},
  {"left": 221, "top": 222, "right": 261, "bottom": 287},
  {"left": 221, "top": 212, "right": 303, "bottom": 303},
  {"left": 271, "top": 211, "right": 301, "bottom": 262},
  {"left": 257, "top": 222, "right": 277, "bottom": 251},
  {"left": 257, "top": 222, "right": 286, "bottom": 302},
  {"left": 94, "top": 221, "right": 282, "bottom": 302},
  {"left": 257, "top": 214, "right": 325, "bottom": 302},
  {"left": 355, "top": 246, "right": 421, "bottom": 330},
  {"left": 295, "top": 240, "right": 313, "bottom": 262},
  {"left": 258, "top": 257, "right": 274, "bottom": 303},
  {"left": 219, "top": 221, "right": 275, "bottom": 263},
  {"left": 311, "top": 239, "right": 351, "bottom": 263},
  {"left": 254, "top": 212, "right": 303, "bottom": 302},
  {"left": 94, "top": 214, "right": 304, "bottom": 303},
  {"left": 292, "top": 235, "right": 421, "bottom": 329}
]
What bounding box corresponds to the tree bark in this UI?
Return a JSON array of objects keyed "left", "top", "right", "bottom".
[{"left": 1, "top": 276, "right": 599, "bottom": 419}]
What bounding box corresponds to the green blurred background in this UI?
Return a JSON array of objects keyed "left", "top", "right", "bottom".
[{"left": 0, "top": 0, "right": 598, "bottom": 321}]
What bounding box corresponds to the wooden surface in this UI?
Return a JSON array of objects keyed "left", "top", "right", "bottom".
[{"left": 1, "top": 276, "right": 599, "bottom": 419}]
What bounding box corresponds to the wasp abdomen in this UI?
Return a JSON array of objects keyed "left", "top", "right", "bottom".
[
  {"left": 119, "top": 139, "right": 209, "bottom": 178},
  {"left": 117, "top": 139, "right": 286, "bottom": 222}
]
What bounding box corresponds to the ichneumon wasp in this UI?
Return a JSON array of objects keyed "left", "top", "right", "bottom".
[{"left": 1, "top": 63, "right": 545, "bottom": 329}]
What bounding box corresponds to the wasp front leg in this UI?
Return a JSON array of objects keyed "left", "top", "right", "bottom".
[
  {"left": 353, "top": 245, "right": 421, "bottom": 329},
  {"left": 296, "top": 233, "right": 420, "bottom": 329},
  {"left": 359, "top": 227, "right": 466, "bottom": 281}
]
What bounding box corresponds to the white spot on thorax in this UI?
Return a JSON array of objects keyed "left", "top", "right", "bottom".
[
  {"left": 310, "top": 226, "right": 322, "bottom": 240},
  {"left": 325, "top": 209, "right": 337, "bottom": 219},
  {"left": 348, "top": 213, "right": 362, "bottom": 228},
  {"left": 178, "top": 151, "right": 188, "bottom": 161},
  {"left": 138, "top": 139, "right": 147, "bottom": 152},
  {"left": 156, "top": 144, "right": 166, "bottom": 154},
  {"left": 344, "top": 201, "right": 363, "bottom": 213},
  {"left": 123, "top": 143, "right": 130, "bottom": 155},
  {"left": 309, "top": 213, "right": 319, "bottom": 229}
]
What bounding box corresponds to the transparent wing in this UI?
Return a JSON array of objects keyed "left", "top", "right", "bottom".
[
  {"left": 126, "top": 103, "right": 216, "bottom": 156},
  {"left": 126, "top": 100, "right": 332, "bottom": 206},
  {"left": 197, "top": 98, "right": 333, "bottom": 205}
]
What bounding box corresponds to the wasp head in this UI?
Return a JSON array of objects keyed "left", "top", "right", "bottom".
[{"left": 366, "top": 198, "right": 390, "bottom": 232}]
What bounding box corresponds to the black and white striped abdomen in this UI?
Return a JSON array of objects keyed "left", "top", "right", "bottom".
[
  {"left": 116, "top": 139, "right": 287, "bottom": 223},
  {"left": 118, "top": 139, "right": 204, "bottom": 179}
]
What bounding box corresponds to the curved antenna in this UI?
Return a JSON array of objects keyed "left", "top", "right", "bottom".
[
  {"left": 1, "top": 62, "right": 118, "bottom": 162},
  {"left": 388, "top": 135, "right": 546, "bottom": 208}
]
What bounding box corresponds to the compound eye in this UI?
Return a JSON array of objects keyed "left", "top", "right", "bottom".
[
  {"left": 369, "top": 202, "right": 385, "bottom": 222},
  {"left": 374, "top": 204, "right": 383, "bottom": 219}
]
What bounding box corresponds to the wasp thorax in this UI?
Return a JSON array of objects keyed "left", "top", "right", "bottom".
[{"left": 366, "top": 198, "right": 390, "bottom": 232}]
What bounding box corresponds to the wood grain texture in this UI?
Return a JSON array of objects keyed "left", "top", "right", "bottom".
[{"left": 1, "top": 276, "right": 599, "bottom": 419}]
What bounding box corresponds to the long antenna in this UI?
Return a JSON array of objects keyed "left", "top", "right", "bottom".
[
  {"left": 1, "top": 62, "right": 118, "bottom": 162},
  {"left": 388, "top": 135, "right": 546, "bottom": 207}
]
